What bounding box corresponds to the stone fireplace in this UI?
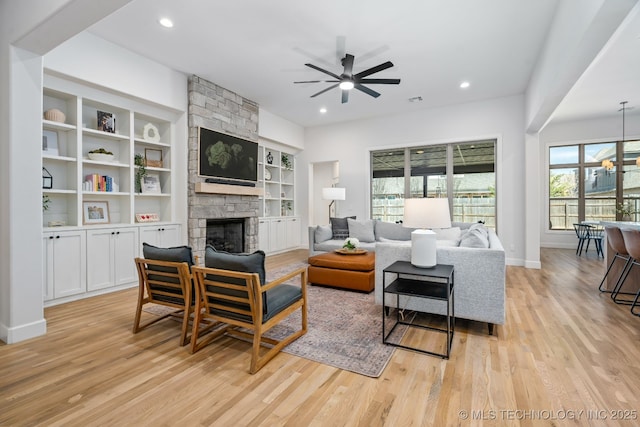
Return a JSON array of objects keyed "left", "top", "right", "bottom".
[
  {"left": 187, "top": 75, "right": 260, "bottom": 261},
  {"left": 206, "top": 218, "right": 246, "bottom": 253}
]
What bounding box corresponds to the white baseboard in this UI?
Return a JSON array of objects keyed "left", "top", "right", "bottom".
[{"left": 0, "top": 318, "right": 47, "bottom": 344}]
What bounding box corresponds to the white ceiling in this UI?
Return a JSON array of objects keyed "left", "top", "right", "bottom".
[{"left": 87, "top": 0, "right": 639, "bottom": 129}]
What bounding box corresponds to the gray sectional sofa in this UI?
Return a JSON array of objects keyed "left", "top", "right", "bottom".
[{"left": 308, "top": 220, "right": 506, "bottom": 334}]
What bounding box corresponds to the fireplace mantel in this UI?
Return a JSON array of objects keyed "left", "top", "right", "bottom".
[{"left": 195, "top": 182, "right": 264, "bottom": 196}]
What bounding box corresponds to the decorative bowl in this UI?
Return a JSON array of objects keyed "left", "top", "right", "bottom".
[
  {"left": 44, "top": 108, "right": 66, "bottom": 123},
  {"left": 88, "top": 153, "right": 114, "bottom": 162}
]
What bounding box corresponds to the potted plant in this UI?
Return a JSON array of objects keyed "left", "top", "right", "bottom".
[
  {"left": 617, "top": 202, "right": 637, "bottom": 221},
  {"left": 134, "top": 154, "right": 147, "bottom": 193},
  {"left": 342, "top": 237, "right": 360, "bottom": 251},
  {"left": 281, "top": 154, "right": 292, "bottom": 170}
]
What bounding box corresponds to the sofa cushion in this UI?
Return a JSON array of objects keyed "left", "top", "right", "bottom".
[
  {"left": 330, "top": 216, "right": 356, "bottom": 239},
  {"left": 459, "top": 227, "right": 490, "bottom": 248},
  {"left": 348, "top": 218, "right": 375, "bottom": 242},
  {"left": 314, "top": 225, "right": 333, "bottom": 243},
  {"left": 375, "top": 221, "right": 413, "bottom": 241}
]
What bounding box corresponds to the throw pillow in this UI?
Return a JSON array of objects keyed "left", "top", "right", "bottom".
[
  {"left": 204, "top": 245, "right": 266, "bottom": 286},
  {"left": 459, "top": 228, "right": 490, "bottom": 248},
  {"left": 347, "top": 218, "right": 375, "bottom": 242},
  {"left": 314, "top": 225, "right": 333, "bottom": 243},
  {"left": 432, "top": 226, "right": 461, "bottom": 241},
  {"left": 330, "top": 216, "right": 356, "bottom": 239},
  {"left": 142, "top": 242, "right": 194, "bottom": 266}
]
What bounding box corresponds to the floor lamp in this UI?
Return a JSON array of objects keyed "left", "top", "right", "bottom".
[
  {"left": 322, "top": 187, "right": 346, "bottom": 220},
  {"left": 403, "top": 198, "right": 451, "bottom": 268}
]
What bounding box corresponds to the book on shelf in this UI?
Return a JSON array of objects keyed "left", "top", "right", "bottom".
[{"left": 84, "top": 174, "right": 116, "bottom": 192}]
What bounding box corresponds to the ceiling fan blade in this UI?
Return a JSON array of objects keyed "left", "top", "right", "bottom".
[
  {"left": 342, "top": 89, "right": 349, "bottom": 104},
  {"left": 354, "top": 61, "right": 394, "bottom": 78},
  {"left": 294, "top": 80, "right": 339, "bottom": 84},
  {"left": 355, "top": 84, "right": 381, "bottom": 98},
  {"left": 305, "top": 63, "right": 341, "bottom": 80},
  {"left": 342, "top": 54, "right": 354, "bottom": 77},
  {"left": 358, "top": 78, "right": 401, "bottom": 85},
  {"left": 310, "top": 83, "right": 339, "bottom": 98}
]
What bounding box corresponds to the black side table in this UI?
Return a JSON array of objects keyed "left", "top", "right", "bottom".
[{"left": 382, "top": 261, "right": 455, "bottom": 358}]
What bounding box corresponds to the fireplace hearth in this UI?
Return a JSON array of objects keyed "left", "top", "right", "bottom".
[{"left": 206, "top": 218, "right": 245, "bottom": 253}]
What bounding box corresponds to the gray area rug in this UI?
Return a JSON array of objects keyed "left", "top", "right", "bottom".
[{"left": 263, "top": 262, "right": 396, "bottom": 378}]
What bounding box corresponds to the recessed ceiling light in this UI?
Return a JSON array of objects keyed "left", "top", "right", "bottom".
[
  {"left": 319, "top": 107, "right": 327, "bottom": 114},
  {"left": 460, "top": 81, "right": 470, "bottom": 89},
  {"left": 159, "top": 17, "right": 174, "bottom": 28}
]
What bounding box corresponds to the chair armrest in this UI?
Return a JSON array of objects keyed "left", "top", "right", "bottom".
[{"left": 262, "top": 266, "right": 308, "bottom": 292}]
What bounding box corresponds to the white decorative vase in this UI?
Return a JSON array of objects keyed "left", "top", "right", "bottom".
[{"left": 44, "top": 109, "right": 66, "bottom": 123}]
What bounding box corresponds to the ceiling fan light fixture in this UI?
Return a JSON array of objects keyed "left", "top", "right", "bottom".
[{"left": 339, "top": 81, "right": 354, "bottom": 91}]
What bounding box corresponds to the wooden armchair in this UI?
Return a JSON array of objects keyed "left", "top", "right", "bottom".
[
  {"left": 133, "top": 257, "right": 195, "bottom": 346},
  {"left": 190, "top": 264, "right": 308, "bottom": 374}
]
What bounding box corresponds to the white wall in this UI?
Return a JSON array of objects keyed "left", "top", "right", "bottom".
[
  {"left": 259, "top": 108, "right": 304, "bottom": 151},
  {"left": 299, "top": 94, "right": 527, "bottom": 266}
]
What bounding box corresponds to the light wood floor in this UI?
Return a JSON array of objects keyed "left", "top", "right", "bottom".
[{"left": 1, "top": 248, "right": 639, "bottom": 426}]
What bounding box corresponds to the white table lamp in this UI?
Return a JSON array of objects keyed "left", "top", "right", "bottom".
[
  {"left": 403, "top": 198, "right": 451, "bottom": 268},
  {"left": 322, "top": 187, "right": 346, "bottom": 218}
]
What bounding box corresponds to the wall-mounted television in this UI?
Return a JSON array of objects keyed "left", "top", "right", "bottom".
[{"left": 198, "top": 127, "right": 258, "bottom": 185}]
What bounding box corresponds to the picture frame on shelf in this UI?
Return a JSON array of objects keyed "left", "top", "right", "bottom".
[
  {"left": 42, "top": 167, "right": 53, "bottom": 189},
  {"left": 42, "top": 130, "right": 59, "bottom": 156},
  {"left": 83, "top": 201, "right": 110, "bottom": 225},
  {"left": 97, "top": 110, "right": 116, "bottom": 133},
  {"left": 141, "top": 173, "right": 161, "bottom": 194},
  {"left": 144, "top": 148, "right": 163, "bottom": 168}
]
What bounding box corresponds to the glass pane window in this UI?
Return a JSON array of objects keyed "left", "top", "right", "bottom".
[
  {"left": 550, "top": 145, "right": 578, "bottom": 165},
  {"left": 549, "top": 168, "right": 578, "bottom": 230},
  {"left": 371, "top": 149, "right": 405, "bottom": 222},
  {"left": 584, "top": 142, "right": 615, "bottom": 164},
  {"left": 623, "top": 140, "right": 640, "bottom": 160},
  {"left": 371, "top": 140, "right": 497, "bottom": 229},
  {"left": 452, "top": 141, "right": 495, "bottom": 227}
]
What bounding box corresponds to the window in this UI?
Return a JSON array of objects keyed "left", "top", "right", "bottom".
[
  {"left": 548, "top": 140, "right": 640, "bottom": 230},
  {"left": 371, "top": 140, "right": 496, "bottom": 228}
]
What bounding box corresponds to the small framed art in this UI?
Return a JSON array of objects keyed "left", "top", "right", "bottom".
[
  {"left": 97, "top": 110, "right": 116, "bottom": 133},
  {"left": 141, "top": 173, "right": 161, "bottom": 194},
  {"left": 144, "top": 148, "right": 163, "bottom": 168},
  {"left": 83, "top": 201, "right": 110, "bottom": 224},
  {"left": 42, "top": 130, "right": 59, "bottom": 156}
]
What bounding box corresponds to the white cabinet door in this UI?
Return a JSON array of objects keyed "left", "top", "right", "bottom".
[
  {"left": 269, "top": 219, "right": 286, "bottom": 252},
  {"left": 43, "top": 230, "right": 86, "bottom": 299},
  {"left": 86, "top": 229, "right": 114, "bottom": 291},
  {"left": 286, "top": 217, "right": 300, "bottom": 249},
  {"left": 139, "top": 224, "right": 182, "bottom": 254},
  {"left": 114, "top": 228, "right": 139, "bottom": 286},
  {"left": 87, "top": 227, "right": 139, "bottom": 291},
  {"left": 258, "top": 219, "right": 270, "bottom": 252}
]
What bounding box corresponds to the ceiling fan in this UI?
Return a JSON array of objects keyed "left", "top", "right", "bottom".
[{"left": 294, "top": 53, "right": 400, "bottom": 103}]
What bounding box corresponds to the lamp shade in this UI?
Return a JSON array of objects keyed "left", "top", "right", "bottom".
[
  {"left": 322, "top": 187, "right": 346, "bottom": 201},
  {"left": 403, "top": 198, "right": 451, "bottom": 268},
  {"left": 403, "top": 198, "right": 451, "bottom": 229}
]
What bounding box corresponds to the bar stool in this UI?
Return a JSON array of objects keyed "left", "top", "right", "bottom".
[
  {"left": 613, "top": 229, "right": 640, "bottom": 312},
  {"left": 598, "top": 227, "right": 632, "bottom": 293}
]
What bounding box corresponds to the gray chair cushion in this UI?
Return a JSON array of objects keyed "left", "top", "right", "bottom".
[
  {"left": 142, "top": 242, "right": 194, "bottom": 304},
  {"left": 142, "top": 242, "right": 194, "bottom": 266},
  {"left": 204, "top": 245, "right": 266, "bottom": 286}
]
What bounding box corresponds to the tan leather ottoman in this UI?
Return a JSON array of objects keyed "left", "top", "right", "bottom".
[{"left": 307, "top": 252, "right": 375, "bottom": 292}]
